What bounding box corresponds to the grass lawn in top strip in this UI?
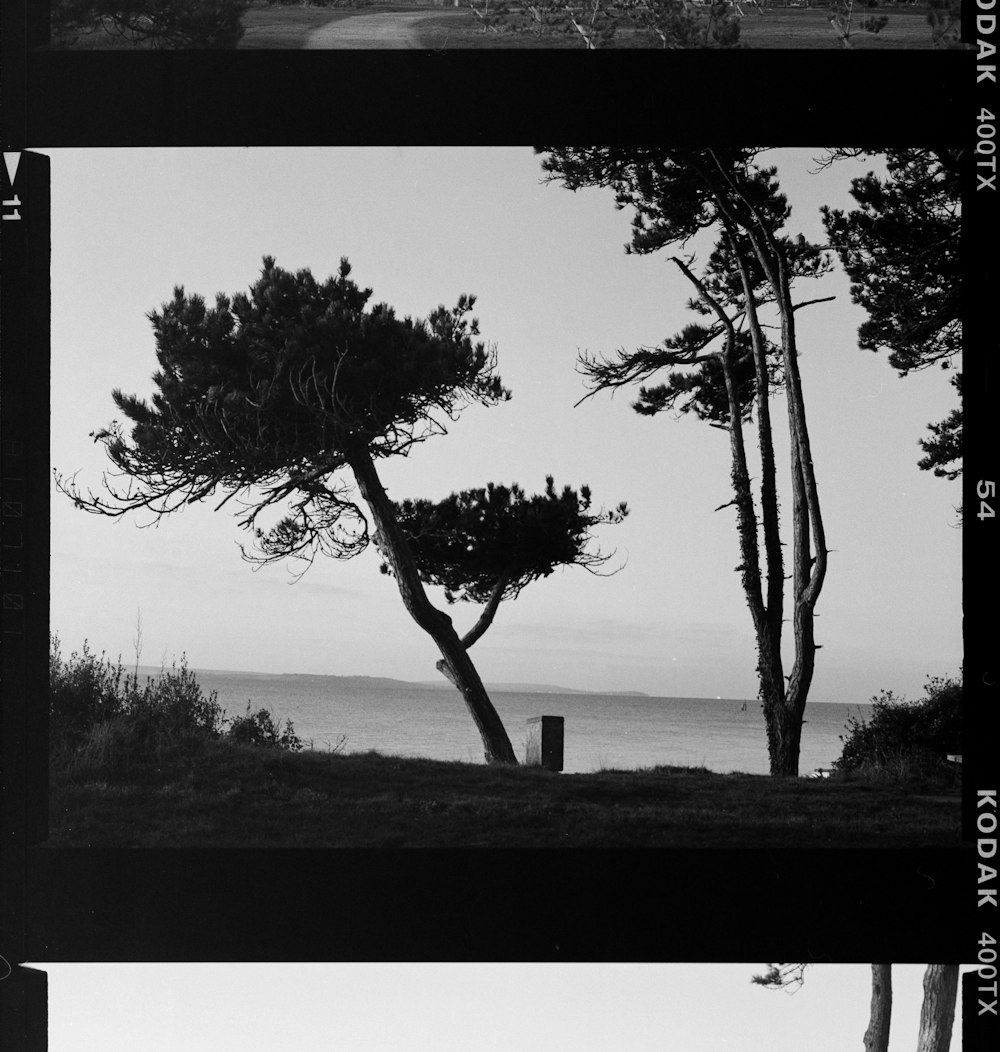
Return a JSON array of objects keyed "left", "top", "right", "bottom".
[
  {"left": 45, "top": 5, "right": 948, "bottom": 49},
  {"left": 412, "top": 7, "right": 944, "bottom": 48}
]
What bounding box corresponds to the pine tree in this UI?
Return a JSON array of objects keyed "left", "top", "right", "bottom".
[
  {"left": 538, "top": 148, "right": 832, "bottom": 777},
  {"left": 56, "top": 257, "right": 622, "bottom": 765}
]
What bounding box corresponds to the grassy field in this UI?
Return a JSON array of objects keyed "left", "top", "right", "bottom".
[
  {"left": 738, "top": 7, "right": 940, "bottom": 47},
  {"left": 48, "top": 736, "right": 962, "bottom": 847},
  {"left": 45, "top": 4, "right": 384, "bottom": 48},
  {"left": 45, "top": 4, "right": 949, "bottom": 49},
  {"left": 413, "top": 7, "right": 944, "bottom": 48}
]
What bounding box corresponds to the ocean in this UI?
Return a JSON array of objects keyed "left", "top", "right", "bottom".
[{"left": 169, "top": 667, "right": 873, "bottom": 776}]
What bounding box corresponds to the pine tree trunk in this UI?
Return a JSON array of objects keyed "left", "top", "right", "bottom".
[
  {"left": 671, "top": 247, "right": 799, "bottom": 777},
  {"left": 347, "top": 443, "right": 518, "bottom": 765},
  {"left": 729, "top": 231, "right": 789, "bottom": 775},
  {"left": 863, "top": 964, "right": 893, "bottom": 1052},
  {"left": 760, "top": 689, "right": 802, "bottom": 776},
  {"left": 917, "top": 965, "right": 959, "bottom": 1052},
  {"left": 755, "top": 237, "right": 828, "bottom": 777},
  {"left": 670, "top": 153, "right": 829, "bottom": 778}
]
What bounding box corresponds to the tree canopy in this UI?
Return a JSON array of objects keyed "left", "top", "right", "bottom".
[
  {"left": 384, "top": 478, "right": 627, "bottom": 661},
  {"left": 543, "top": 148, "right": 832, "bottom": 427},
  {"left": 62, "top": 257, "right": 508, "bottom": 569},
  {"left": 821, "top": 149, "right": 961, "bottom": 373},
  {"left": 390, "top": 477, "right": 628, "bottom": 606},
  {"left": 820, "top": 148, "right": 962, "bottom": 480}
]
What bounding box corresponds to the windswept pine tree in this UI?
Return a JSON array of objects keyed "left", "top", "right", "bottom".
[
  {"left": 538, "top": 147, "right": 832, "bottom": 777},
  {"left": 56, "top": 257, "right": 625, "bottom": 765}
]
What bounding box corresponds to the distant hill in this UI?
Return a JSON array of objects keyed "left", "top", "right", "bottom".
[
  {"left": 278, "top": 672, "right": 648, "bottom": 697},
  {"left": 170, "top": 666, "right": 650, "bottom": 697},
  {"left": 417, "top": 680, "right": 649, "bottom": 696}
]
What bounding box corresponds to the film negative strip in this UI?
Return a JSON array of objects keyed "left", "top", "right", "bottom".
[{"left": 0, "top": 7, "right": 995, "bottom": 1052}]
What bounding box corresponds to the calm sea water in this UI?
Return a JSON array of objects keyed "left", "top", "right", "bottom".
[{"left": 178, "top": 668, "right": 872, "bottom": 776}]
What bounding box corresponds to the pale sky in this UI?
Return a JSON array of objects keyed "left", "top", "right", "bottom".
[
  {"left": 44, "top": 147, "right": 962, "bottom": 701},
  {"left": 33, "top": 963, "right": 966, "bottom": 1052}
]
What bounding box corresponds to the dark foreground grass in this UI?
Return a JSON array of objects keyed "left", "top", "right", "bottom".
[{"left": 48, "top": 738, "right": 962, "bottom": 847}]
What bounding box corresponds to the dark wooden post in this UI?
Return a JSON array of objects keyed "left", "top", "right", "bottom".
[{"left": 526, "top": 716, "right": 564, "bottom": 772}]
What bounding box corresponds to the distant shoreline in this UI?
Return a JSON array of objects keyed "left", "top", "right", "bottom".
[
  {"left": 135, "top": 664, "right": 650, "bottom": 697},
  {"left": 133, "top": 663, "right": 870, "bottom": 705}
]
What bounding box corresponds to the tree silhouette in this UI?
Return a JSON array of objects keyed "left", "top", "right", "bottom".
[
  {"left": 56, "top": 257, "right": 626, "bottom": 765},
  {"left": 538, "top": 147, "right": 831, "bottom": 777}
]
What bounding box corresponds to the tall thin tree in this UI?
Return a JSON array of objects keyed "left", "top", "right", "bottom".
[{"left": 538, "top": 148, "right": 831, "bottom": 776}]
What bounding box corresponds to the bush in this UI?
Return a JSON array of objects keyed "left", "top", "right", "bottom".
[
  {"left": 50, "top": 636, "right": 123, "bottom": 750},
  {"left": 51, "top": 0, "right": 249, "bottom": 49},
  {"left": 835, "top": 673, "right": 962, "bottom": 775},
  {"left": 227, "top": 702, "right": 305, "bottom": 752},
  {"left": 125, "top": 661, "right": 227, "bottom": 743},
  {"left": 50, "top": 635, "right": 304, "bottom": 776}
]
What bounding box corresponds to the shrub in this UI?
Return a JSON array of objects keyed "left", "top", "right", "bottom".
[
  {"left": 51, "top": 0, "right": 249, "bottom": 49},
  {"left": 226, "top": 702, "right": 305, "bottom": 752},
  {"left": 50, "top": 634, "right": 306, "bottom": 778},
  {"left": 50, "top": 635, "right": 131, "bottom": 752},
  {"left": 835, "top": 673, "right": 962, "bottom": 775},
  {"left": 123, "top": 660, "right": 227, "bottom": 747}
]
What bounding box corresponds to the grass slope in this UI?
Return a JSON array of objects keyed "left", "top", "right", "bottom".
[{"left": 48, "top": 738, "right": 962, "bottom": 847}]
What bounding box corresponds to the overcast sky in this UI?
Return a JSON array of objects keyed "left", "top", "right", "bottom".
[
  {"left": 34, "top": 963, "right": 963, "bottom": 1052},
  {"left": 44, "top": 147, "right": 962, "bottom": 701}
]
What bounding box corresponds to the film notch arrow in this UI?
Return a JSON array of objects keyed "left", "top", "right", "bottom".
[{"left": 3, "top": 153, "right": 21, "bottom": 187}]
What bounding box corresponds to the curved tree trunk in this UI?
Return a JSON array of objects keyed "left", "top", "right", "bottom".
[
  {"left": 864, "top": 964, "right": 893, "bottom": 1052},
  {"left": 347, "top": 442, "right": 518, "bottom": 765},
  {"left": 434, "top": 572, "right": 509, "bottom": 683},
  {"left": 917, "top": 965, "right": 959, "bottom": 1052}
]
